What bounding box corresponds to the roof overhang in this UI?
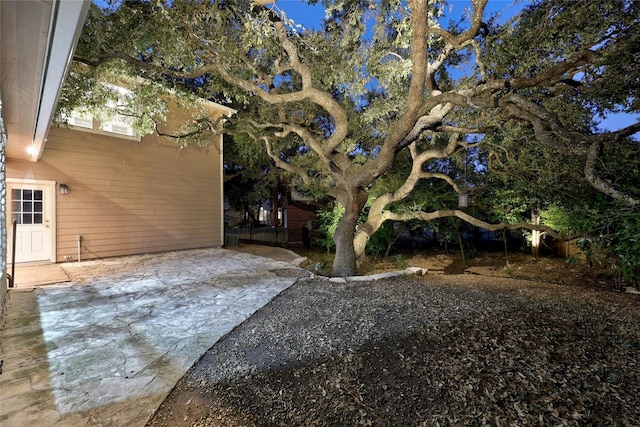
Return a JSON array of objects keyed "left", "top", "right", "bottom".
[
  {"left": 0, "top": 0, "right": 90, "bottom": 162},
  {"left": 203, "top": 99, "right": 237, "bottom": 118}
]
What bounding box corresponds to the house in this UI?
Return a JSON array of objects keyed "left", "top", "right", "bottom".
[
  {"left": 226, "top": 179, "right": 321, "bottom": 248},
  {"left": 0, "top": 1, "right": 233, "bottom": 318},
  {"left": 281, "top": 182, "right": 321, "bottom": 248}
]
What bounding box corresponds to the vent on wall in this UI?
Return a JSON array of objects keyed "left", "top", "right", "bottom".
[
  {"left": 102, "top": 121, "right": 136, "bottom": 136},
  {"left": 68, "top": 115, "right": 93, "bottom": 129}
]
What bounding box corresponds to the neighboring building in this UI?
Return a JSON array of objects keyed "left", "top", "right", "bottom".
[
  {"left": 0, "top": 0, "right": 234, "bottom": 325},
  {"left": 283, "top": 190, "right": 321, "bottom": 247},
  {"left": 226, "top": 180, "right": 321, "bottom": 248}
]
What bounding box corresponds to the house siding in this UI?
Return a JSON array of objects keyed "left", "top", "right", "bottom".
[{"left": 7, "top": 126, "right": 223, "bottom": 262}]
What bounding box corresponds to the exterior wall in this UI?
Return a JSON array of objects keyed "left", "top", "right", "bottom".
[
  {"left": 6, "top": 126, "right": 223, "bottom": 262},
  {"left": 286, "top": 200, "right": 319, "bottom": 245}
]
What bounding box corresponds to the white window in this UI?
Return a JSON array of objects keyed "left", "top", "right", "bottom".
[
  {"left": 67, "top": 112, "right": 94, "bottom": 129},
  {"left": 100, "top": 85, "right": 137, "bottom": 137},
  {"left": 60, "top": 85, "right": 140, "bottom": 140},
  {"left": 100, "top": 116, "right": 137, "bottom": 137}
]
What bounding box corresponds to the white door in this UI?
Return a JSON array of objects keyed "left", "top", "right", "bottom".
[{"left": 7, "top": 181, "right": 53, "bottom": 263}]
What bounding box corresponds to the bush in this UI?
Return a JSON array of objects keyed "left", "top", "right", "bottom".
[
  {"left": 598, "top": 206, "right": 640, "bottom": 286},
  {"left": 315, "top": 202, "right": 343, "bottom": 252},
  {"left": 366, "top": 222, "right": 396, "bottom": 259},
  {"left": 576, "top": 205, "right": 640, "bottom": 287}
]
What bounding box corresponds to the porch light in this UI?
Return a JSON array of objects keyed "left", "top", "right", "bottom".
[
  {"left": 458, "top": 192, "right": 468, "bottom": 208},
  {"left": 60, "top": 184, "right": 69, "bottom": 195}
]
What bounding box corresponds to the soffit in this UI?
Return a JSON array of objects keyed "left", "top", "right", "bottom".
[{"left": 0, "top": 0, "right": 89, "bottom": 162}]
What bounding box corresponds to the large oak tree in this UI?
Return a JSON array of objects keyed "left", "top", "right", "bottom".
[{"left": 61, "top": 0, "right": 639, "bottom": 276}]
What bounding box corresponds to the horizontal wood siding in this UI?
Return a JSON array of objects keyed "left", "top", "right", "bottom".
[{"left": 7, "top": 126, "right": 223, "bottom": 262}]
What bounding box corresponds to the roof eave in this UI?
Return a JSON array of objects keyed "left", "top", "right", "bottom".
[{"left": 30, "top": 0, "right": 91, "bottom": 162}]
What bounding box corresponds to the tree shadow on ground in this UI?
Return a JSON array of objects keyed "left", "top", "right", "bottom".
[
  {"left": 148, "top": 276, "right": 640, "bottom": 426},
  {"left": 150, "top": 300, "right": 640, "bottom": 426}
]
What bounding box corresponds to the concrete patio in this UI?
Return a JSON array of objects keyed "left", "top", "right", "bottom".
[{"left": 0, "top": 246, "right": 309, "bottom": 426}]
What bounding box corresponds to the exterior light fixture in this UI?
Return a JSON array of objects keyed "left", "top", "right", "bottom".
[
  {"left": 60, "top": 184, "right": 69, "bottom": 195},
  {"left": 458, "top": 192, "right": 468, "bottom": 208}
]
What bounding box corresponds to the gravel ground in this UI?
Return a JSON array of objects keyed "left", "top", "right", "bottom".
[{"left": 147, "top": 272, "right": 640, "bottom": 426}]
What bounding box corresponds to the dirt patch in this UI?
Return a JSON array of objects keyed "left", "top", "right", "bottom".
[
  {"left": 298, "top": 247, "right": 620, "bottom": 291},
  {"left": 147, "top": 248, "right": 640, "bottom": 426}
]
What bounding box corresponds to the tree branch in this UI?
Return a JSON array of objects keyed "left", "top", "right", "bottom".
[
  {"left": 366, "top": 134, "right": 462, "bottom": 233},
  {"left": 499, "top": 94, "right": 639, "bottom": 206},
  {"left": 584, "top": 141, "right": 639, "bottom": 206},
  {"left": 384, "top": 209, "right": 570, "bottom": 240},
  {"left": 261, "top": 133, "right": 312, "bottom": 185}
]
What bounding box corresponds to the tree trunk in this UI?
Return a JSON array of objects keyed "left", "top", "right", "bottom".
[
  {"left": 333, "top": 206, "right": 360, "bottom": 277},
  {"left": 503, "top": 231, "right": 508, "bottom": 263},
  {"left": 531, "top": 206, "right": 541, "bottom": 258},
  {"left": 457, "top": 231, "right": 466, "bottom": 269},
  {"left": 333, "top": 192, "right": 368, "bottom": 277},
  {"left": 353, "top": 227, "right": 369, "bottom": 271}
]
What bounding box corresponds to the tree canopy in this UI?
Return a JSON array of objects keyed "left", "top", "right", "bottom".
[{"left": 60, "top": 0, "right": 640, "bottom": 277}]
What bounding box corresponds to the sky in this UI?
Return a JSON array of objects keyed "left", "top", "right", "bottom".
[
  {"left": 276, "top": 0, "right": 522, "bottom": 29},
  {"left": 274, "top": 0, "right": 638, "bottom": 139}
]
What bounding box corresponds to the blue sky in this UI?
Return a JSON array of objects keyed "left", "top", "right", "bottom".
[
  {"left": 277, "top": 0, "right": 522, "bottom": 29},
  {"left": 275, "top": 0, "right": 638, "bottom": 138}
]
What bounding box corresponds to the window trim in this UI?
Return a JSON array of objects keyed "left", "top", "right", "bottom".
[
  {"left": 59, "top": 84, "right": 141, "bottom": 141},
  {"left": 63, "top": 112, "right": 141, "bottom": 141}
]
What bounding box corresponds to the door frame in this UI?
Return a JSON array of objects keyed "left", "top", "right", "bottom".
[{"left": 6, "top": 178, "right": 57, "bottom": 264}]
